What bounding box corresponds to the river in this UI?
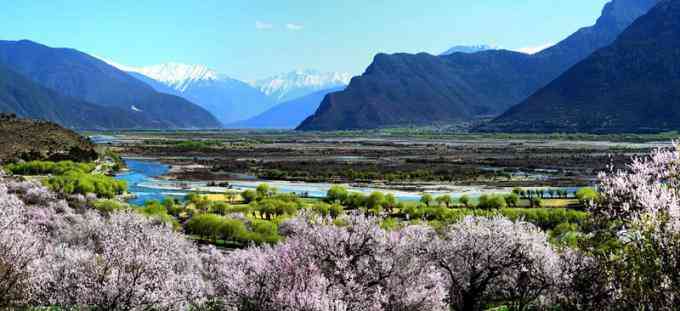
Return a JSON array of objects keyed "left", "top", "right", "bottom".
[{"left": 116, "top": 159, "right": 582, "bottom": 206}]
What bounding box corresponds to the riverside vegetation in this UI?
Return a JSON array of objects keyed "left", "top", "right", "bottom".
[{"left": 2, "top": 141, "right": 680, "bottom": 309}]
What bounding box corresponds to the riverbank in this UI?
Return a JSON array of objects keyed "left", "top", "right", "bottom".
[{"left": 116, "top": 158, "right": 585, "bottom": 206}]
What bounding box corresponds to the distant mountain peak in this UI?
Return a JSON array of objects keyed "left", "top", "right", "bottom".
[
  {"left": 102, "top": 59, "right": 221, "bottom": 92},
  {"left": 440, "top": 44, "right": 498, "bottom": 55},
  {"left": 252, "top": 69, "right": 352, "bottom": 103}
]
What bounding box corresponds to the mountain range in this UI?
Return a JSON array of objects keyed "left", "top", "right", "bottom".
[
  {"left": 481, "top": 0, "right": 680, "bottom": 133},
  {"left": 109, "top": 62, "right": 276, "bottom": 125},
  {"left": 0, "top": 40, "right": 221, "bottom": 129},
  {"left": 297, "top": 0, "right": 659, "bottom": 131},
  {"left": 252, "top": 70, "right": 352, "bottom": 103},
  {"left": 106, "top": 62, "right": 351, "bottom": 126}
]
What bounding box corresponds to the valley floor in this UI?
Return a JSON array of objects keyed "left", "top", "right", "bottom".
[{"left": 94, "top": 129, "right": 664, "bottom": 192}]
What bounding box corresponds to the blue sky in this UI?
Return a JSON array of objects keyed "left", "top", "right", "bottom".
[{"left": 1, "top": 0, "right": 609, "bottom": 81}]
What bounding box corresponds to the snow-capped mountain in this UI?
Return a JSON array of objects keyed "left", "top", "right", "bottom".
[
  {"left": 130, "top": 63, "right": 220, "bottom": 92},
  {"left": 252, "top": 69, "right": 352, "bottom": 103},
  {"left": 105, "top": 61, "right": 220, "bottom": 92},
  {"left": 440, "top": 44, "right": 498, "bottom": 56},
  {"left": 103, "top": 59, "right": 276, "bottom": 125}
]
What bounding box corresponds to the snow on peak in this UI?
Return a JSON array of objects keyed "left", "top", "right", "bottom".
[
  {"left": 252, "top": 69, "right": 352, "bottom": 102},
  {"left": 100, "top": 58, "right": 220, "bottom": 92},
  {"left": 129, "top": 63, "right": 219, "bottom": 92},
  {"left": 440, "top": 44, "right": 498, "bottom": 56}
]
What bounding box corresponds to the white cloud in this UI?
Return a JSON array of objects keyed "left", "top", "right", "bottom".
[
  {"left": 514, "top": 42, "right": 555, "bottom": 55},
  {"left": 255, "top": 21, "right": 274, "bottom": 30},
  {"left": 286, "top": 23, "right": 303, "bottom": 31}
]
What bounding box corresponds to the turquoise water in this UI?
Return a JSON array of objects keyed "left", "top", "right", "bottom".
[{"left": 116, "top": 160, "right": 178, "bottom": 205}]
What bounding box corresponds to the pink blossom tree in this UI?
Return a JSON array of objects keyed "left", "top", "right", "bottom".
[
  {"left": 205, "top": 214, "right": 448, "bottom": 311},
  {"left": 0, "top": 173, "right": 210, "bottom": 310},
  {"left": 0, "top": 184, "right": 43, "bottom": 308},
  {"left": 429, "top": 216, "right": 560, "bottom": 311},
  {"left": 591, "top": 142, "right": 680, "bottom": 307},
  {"left": 31, "top": 212, "right": 209, "bottom": 310}
]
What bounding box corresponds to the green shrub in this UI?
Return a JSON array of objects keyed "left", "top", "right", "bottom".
[
  {"left": 420, "top": 193, "right": 434, "bottom": 207},
  {"left": 241, "top": 190, "right": 257, "bottom": 204},
  {"left": 478, "top": 194, "right": 507, "bottom": 210},
  {"left": 500, "top": 208, "right": 588, "bottom": 230},
  {"left": 139, "top": 200, "right": 179, "bottom": 228},
  {"left": 366, "top": 192, "right": 385, "bottom": 209},
  {"left": 311, "top": 202, "right": 332, "bottom": 217},
  {"left": 329, "top": 203, "right": 344, "bottom": 218},
  {"left": 219, "top": 218, "right": 247, "bottom": 242},
  {"left": 458, "top": 195, "right": 471, "bottom": 208},
  {"left": 346, "top": 192, "right": 367, "bottom": 209},
  {"left": 46, "top": 170, "right": 126, "bottom": 198},
  {"left": 186, "top": 214, "right": 225, "bottom": 240},
  {"left": 326, "top": 185, "right": 349, "bottom": 203},
  {"left": 504, "top": 193, "right": 520, "bottom": 207},
  {"left": 575, "top": 187, "right": 599, "bottom": 205},
  {"left": 6, "top": 160, "right": 95, "bottom": 175},
  {"left": 253, "top": 197, "right": 300, "bottom": 220},
  {"left": 210, "top": 202, "right": 231, "bottom": 215},
  {"left": 92, "top": 199, "right": 128, "bottom": 214}
]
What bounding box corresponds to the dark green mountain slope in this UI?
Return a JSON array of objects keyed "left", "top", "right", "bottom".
[
  {"left": 482, "top": 0, "right": 680, "bottom": 133},
  {"left": 0, "top": 40, "right": 220, "bottom": 129},
  {"left": 0, "top": 64, "right": 155, "bottom": 129},
  {"left": 298, "top": 0, "right": 658, "bottom": 131}
]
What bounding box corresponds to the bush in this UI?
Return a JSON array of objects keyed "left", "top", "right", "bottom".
[
  {"left": 435, "top": 195, "right": 453, "bottom": 208},
  {"left": 186, "top": 214, "right": 226, "bottom": 240},
  {"left": 210, "top": 202, "right": 231, "bottom": 215},
  {"left": 92, "top": 199, "right": 128, "bottom": 214},
  {"left": 312, "top": 202, "right": 332, "bottom": 217},
  {"left": 253, "top": 198, "right": 299, "bottom": 220},
  {"left": 420, "top": 194, "right": 434, "bottom": 207},
  {"left": 329, "top": 203, "right": 344, "bottom": 218},
  {"left": 241, "top": 190, "right": 257, "bottom": 204},
  {"left": 477, "top": 194, "right": 507, "bottom": 210},
  {"left": 500, "top": 208, "right": 588, "bottom": 230},
  {"left": 219, "top": 219, "right": 247, "bottom": 242},
  {"left": 139, "top": 201, "right": 180, "bottom": 228},
  {"left": 458, "top": 195, "right": 471, "bottom": 208},
  {"left": 326, "top": 185, "right": 349, "bottom": 204},
  {"left": 6, "top": 160, "right": 95, "bottom": 175},
  {"left": 346, "top": 192, "right": 367, "bottom": 209},
  {"left": 46, "top": 170, "right": 126, "bottom": 199},
  {"left": 575, "top": 187, "right": 599, "bottom": 205},
  {"left": 504, "top": 193, "right": 520, "bottom": 207},
  {"left": 366, "top": 192, "right": 385, "bottom": 209}
]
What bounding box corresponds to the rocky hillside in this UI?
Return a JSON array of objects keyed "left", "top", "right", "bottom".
[
  {"left": 0, "top": 114, "right": 97, "bottom": 163},
  {"left": 481, "top": 0, "right": 680, "bottom": 133},
  {"left": 297, "top": 0, "right": 658, "bottom": 131}
]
